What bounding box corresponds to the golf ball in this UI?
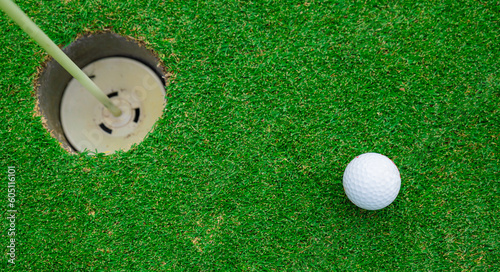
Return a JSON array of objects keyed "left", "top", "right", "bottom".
[{"left": 343, "top": 153, "right": 401, "bottom": 210}]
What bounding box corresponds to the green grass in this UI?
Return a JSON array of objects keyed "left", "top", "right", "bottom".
[{"left": 1, "top": 0, "right": 499, "bottom": 270}]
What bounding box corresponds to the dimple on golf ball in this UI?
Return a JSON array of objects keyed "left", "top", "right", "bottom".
[{"left": 343, "top": 153, "right": 401, "bottom": 210}]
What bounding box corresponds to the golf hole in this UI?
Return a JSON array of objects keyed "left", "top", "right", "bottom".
[{"left": 35, "top": 32, "right": 168, "bottom": 154}]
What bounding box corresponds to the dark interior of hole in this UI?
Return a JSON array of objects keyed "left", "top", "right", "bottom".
[
  {"left": 134, "top": 108, "right": 140, "bottom": 123},
  {"left": 99, "top": 123, "right": 113, "bottom": 134},
  {"left": 107, "top": 91, "right": 119, "bottom": 98},
  {"left": 36, "top": 32, "right": 166, "bottom": 152}
]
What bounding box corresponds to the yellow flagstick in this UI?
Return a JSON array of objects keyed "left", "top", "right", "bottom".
[{"left": 0, "top": 0, "right": 122, "bottom": 117}]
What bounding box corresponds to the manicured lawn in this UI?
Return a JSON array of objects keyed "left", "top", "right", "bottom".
[{"left": 0, "top": 0, "right": 498, "bottom": 270}]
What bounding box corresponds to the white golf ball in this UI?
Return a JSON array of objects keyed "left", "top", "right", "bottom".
[{"left": 343, "top": 153, "right": 401, "bottom": 210}]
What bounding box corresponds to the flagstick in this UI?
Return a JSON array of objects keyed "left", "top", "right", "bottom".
[{"left": 0, "top": 0, "right": 122, "bottom": 117}]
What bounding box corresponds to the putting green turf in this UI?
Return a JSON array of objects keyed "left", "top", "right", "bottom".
[{"left": 0, "top": 0, "right": 499, "bottom": 270}]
